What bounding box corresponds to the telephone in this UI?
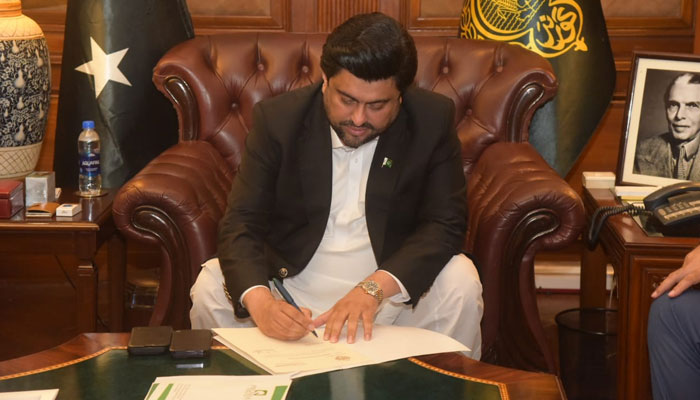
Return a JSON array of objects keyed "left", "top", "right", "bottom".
[
  {"left": 643, "top": 182, "right": 700, "bottom": 228},
  {"left": 587, "top": 182, "right": 700, "bottom": 249}
]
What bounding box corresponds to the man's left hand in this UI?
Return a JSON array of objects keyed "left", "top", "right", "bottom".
[
  {"left": 313, "top": 286, "right": 379, "bottom": 344},
  {"left": 652, "top": 243, "right": 700, "bottom": 298}
]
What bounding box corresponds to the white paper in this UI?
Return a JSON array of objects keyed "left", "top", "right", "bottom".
[
  {"left": 614, "top": 185, "right": 659, "bottom": 197},
  {"left": 0, "top": 389, "right": 58, "bottom": 400},
  {"left": 144, "top": 375, "right": 291, "bottom": 400},
  {"left": 214, "top": 324, "right": 468, "bottom": 377},
  {"left": 214, "top": 329, "right": 372, "bottom": 375}
]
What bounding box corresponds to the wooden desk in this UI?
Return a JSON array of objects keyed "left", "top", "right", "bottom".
[
  {"left": 0, "top": 333, "right": 565, "bottom": 400},
  {"left": 581, "top": 188, "right": 700, "bottom": 400},
  {"left": 0, "top": 191, "right": 125, "bottom": 333}
]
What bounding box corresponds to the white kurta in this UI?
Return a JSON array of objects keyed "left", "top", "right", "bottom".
[
  {"left": 190, "top": 128, "right": 483, "bottom": 359},
  {"left": 283, "top": 129, "right": 408, "bottom": 318}
]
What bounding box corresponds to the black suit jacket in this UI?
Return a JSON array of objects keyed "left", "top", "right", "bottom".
[{"left": 217, "top": 82, "right": 467, "bottom": 317}]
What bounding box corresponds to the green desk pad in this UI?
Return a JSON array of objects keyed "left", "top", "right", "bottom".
[{"left": 0, "top": 348, "right": 504, "bottom": 399}]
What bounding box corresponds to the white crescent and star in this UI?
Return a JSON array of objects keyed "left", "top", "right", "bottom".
[{"left": 75, "top": 37, "right": 132, "bottom": 98}]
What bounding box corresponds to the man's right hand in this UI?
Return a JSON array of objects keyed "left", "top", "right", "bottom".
[{"left": 243, "top": 286, "right": 315, "bottom": 340}]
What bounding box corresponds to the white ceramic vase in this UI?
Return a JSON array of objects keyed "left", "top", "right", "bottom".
[{"left": 0, "top": 0, "right": 50, "bottom": 179}]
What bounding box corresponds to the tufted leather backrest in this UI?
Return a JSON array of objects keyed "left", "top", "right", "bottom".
[
  {"left": 117, "top": 34, "right": 576, "bottom": 368},
  {"left": 153, "top": 33, "right": 556, "bottom": 178}
]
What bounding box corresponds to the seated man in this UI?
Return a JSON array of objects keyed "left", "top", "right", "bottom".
[
  {"left": 189, "top": 12, "right": 483, "bottom": 359},
  {"left": 648, "top": 244, "right": 700, "bottom": 399}
]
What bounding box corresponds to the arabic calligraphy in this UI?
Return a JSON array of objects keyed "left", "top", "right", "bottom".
[{"left": 460, "top": 0, "right": 588, "bottom": 58}]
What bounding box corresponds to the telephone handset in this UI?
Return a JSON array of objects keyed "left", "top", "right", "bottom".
[
  {"left": 643, "top": 182, "right": 700, "bottom": 227},
  {"left": 587, "top": 182, "right": 700, "bottom": 249}
]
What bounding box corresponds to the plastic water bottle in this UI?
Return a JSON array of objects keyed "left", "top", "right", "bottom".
[{"left": 78, "top": 120, "right": 102, "bottom": 195}]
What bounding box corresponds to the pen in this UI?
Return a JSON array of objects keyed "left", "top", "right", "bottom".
[{"left": 272, "top": 277, "right": 318, "bottom": 337}]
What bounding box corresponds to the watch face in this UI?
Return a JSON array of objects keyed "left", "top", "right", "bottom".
[
  {"left": 365, "top": 281, "right": 379, "bottom": 294},
  {"left": 358, "top": 280, "right": 382, "bottom": 303}
]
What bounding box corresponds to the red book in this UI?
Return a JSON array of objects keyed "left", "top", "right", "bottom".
[{"left": 0, "top": 180, "right": 24, "bottom": 218}]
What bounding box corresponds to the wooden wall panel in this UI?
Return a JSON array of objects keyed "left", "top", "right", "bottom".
[
  {"left": 406, "top": 0, "right": 459, "bottom": 34},
  {"left": 190, "top": 0, "right": 288, "bottom": 34},
  {"left": 21, "top": 0, "right": 700, "bottom": 197},
  {"left": 291, "top": 0, "right": 401, "bottom": 32},
  {"left": 186, "top": 0, "right": 271, "bottom": 16},
  {"left": 316, "top": 0, "right": 379, "bottom": 32},
  {"left": 566, "top": 101, "right": 626, "bottom": 198},
  {"left": 696, "top": 0, "right": 700, "bottom": 53},
  {"left": 602, "top": 0, "right": 684, "bottom": 18}
]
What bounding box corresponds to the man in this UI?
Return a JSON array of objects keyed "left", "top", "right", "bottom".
[
  {"left": 635, "top": 73, "right": 700, "bottom": 181},
  {"left": 648, "top": 244, "right": 700, "bottom": 399},
  {"left": 189, "top": 12, "right": 483, "bottom": 358}
]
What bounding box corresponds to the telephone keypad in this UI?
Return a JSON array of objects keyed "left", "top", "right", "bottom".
[{"left": 654, "top": 200, "right": 700, "bottom": 226}]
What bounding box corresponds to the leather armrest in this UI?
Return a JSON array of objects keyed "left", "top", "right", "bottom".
[
  {"left": 466, "top": 141, "right": 584, "bottom": 371},
  {"left": 466, "top": 142, "right": 583, "bottom": 264},
  {"left": 112, "top": 140, "right": 234, "bottom": 327}
]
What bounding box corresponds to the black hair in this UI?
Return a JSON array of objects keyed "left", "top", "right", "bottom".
[{"left": 320, "top": 12, "right": 417, "bottom": 92}]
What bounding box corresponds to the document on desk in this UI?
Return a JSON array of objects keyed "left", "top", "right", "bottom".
[
  {"left": 0, "top": 389, "right": 58, "bottom": 400},
  {"left": 144, "top": 375, "right": 292, "bottom": 400},
  {"left": 214, "top": 324, "right": 469, "bottom": 377}
]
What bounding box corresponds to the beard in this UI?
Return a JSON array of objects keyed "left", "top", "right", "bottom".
[{"left": 332, "top": 121, "right": 381, "bottom": 148}]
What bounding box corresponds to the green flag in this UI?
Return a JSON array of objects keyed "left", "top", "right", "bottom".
[{"left": 459, "top": 0, "right": 615, "bottom": 176}]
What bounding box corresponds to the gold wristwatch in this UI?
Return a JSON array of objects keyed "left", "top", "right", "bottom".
[{"left": 356, "top": 280, "right": 383, "bottom": 304}]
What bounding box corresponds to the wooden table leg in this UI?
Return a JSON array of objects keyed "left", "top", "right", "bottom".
[
  {"left": 75, "top": 230, "right": 100, "bottom": 333},
  {"left": 108, "top": 231, "right": 126, "bottom": 332},
  {"left": 580, "top": 243, "right": 608, "bottom": 308},
  {"left": 76, "top": 260, "right": 98, "bottom": 333}
]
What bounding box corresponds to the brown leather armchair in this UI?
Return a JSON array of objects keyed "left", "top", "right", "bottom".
[{"left": 113, "top": 33, "right": 584, "bottom": 373}]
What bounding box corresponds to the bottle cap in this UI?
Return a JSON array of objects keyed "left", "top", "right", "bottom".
[{"left": 82, "top": 120, "right": 95, "bottom": 129}]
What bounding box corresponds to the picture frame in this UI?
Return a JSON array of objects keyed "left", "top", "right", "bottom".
[{"left": 617, "top": 51, "right": 700, "bottom": 186}]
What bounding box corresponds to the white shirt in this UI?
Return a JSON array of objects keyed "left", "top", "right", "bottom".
[{"left": 241, "top": 127, "right": 409, "bottom": 316}]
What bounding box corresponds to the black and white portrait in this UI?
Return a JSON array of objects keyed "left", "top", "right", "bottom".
[
  {"left": 618, "top": 53, "right": 700, "bottom": 186},
  {"left": 634, "top": 70, "right": 700, "bottom": 181}
]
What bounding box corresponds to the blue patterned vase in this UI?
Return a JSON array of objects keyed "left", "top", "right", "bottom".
[{"left": 0, "top": 0, "right": 50, "bottom": 179}]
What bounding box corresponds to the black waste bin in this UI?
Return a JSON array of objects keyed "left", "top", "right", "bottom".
[{"left": 555, "top": 308, "right": 617, "bottom": 400}]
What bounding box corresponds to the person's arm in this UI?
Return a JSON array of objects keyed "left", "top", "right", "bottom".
[
  {"left": 218, "top": 102, "right": 314, "bottom": 340},
  {"left": 651, "top": 244, "right": 700, "bottom": 298},
  {"left": 314, "top": 270, "right": 400, "bottom": 343},
  {"left": 243, "top": 287, "right": 315, "bottom": 340}
]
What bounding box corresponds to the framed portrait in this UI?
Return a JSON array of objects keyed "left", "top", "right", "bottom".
[{"left": 617, "top": 51, "right": 700, "bottom": 186}]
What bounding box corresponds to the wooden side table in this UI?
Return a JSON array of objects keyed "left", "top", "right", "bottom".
[
  {"left": 0, "top": 190, "right": 125, "bottom": 333},
  {"left": 581, "top": 187, "right": 700, "bottom": 400}
]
